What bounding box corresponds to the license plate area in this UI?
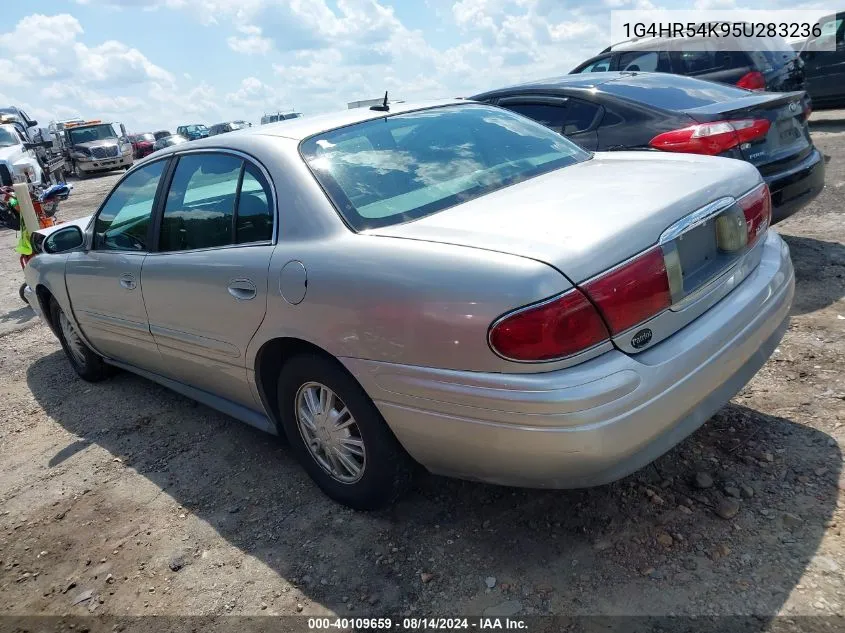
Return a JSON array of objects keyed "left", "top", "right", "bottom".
[
  {"left": 660, "top": 197, "right": 749, "bottom": 309},
  {"left": 674, "top": 217, "right": 746, "bottom": 298},
  {"left": 777, "top": 118, "right": 802, "bottom": 145}
]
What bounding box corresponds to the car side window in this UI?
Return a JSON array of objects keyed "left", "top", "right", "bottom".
[
  {"left": 618, "top": 51, "right": 671, "bottom": 73},
  {"left": 236, "top": 164, "right": 273, "bottom": 244},
  {"left": 502, "top": 103, "right": 568, "bottom": 133},
  {"left": 94, "top": 160, "right": 166, "bottom": 252},
  {"left": 674, "top": 41, "right": 748, "bottom": 74},
  {"left": 562, "top": 99, "right": 602, "bottom": 135},
  {"left": 576, "top": 56, "right": 611, "bottom": 73},
  {"left": 160, "top": 153, "right": 241, "bottom": 252}
]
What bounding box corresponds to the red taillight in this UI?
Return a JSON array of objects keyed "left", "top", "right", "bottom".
[
  {"left": 736, "top": 71, "right": 766, "bottom": 91},
  {"left": 489, "top": 289, "right": 609, "bottom": 361},
  {"left": 649, "top": 119, "right": 770, "bottom": 156},
  {"left": 738, "top": 183, "right": 771, "bottom": 247},
  {"left": 582, "top": 247, "right": 672, "bottom": 335}
]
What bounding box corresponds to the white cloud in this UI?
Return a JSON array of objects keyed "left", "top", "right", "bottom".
[
  {"left": 227, "top": 24, "right": 273, "bottom": 55},
  {"left": 75, "top": 41, "right": 175, "bottom": 86},
  {"left": 225, "top": 76, "right": 279, "bottom": 108}
]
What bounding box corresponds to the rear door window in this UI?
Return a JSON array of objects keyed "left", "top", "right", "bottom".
[
  {"left": 562, "top": 99, "right": 602, "bottom": 134},
  {"left": 235, "top": 164, "right": 273, "bottom": 244},
  {"left": 159, "top": 153, "right": 273, "bottom": 251}
]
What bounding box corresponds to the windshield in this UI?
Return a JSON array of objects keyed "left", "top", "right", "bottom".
[
  {"left": 300, "top": 104, "right": 591, "bottom": 231},
  {"left": 186, "top": 125, "right": 207, "bottom": 132},
  {"left": 138, "top": 133, "right": 155, "bottom": 142},
  {"left": 68, "top": 124, "right": 119, "bottom": 145},
  {"left": 0, "top": 127, "right": 19, "bottom": 148}
]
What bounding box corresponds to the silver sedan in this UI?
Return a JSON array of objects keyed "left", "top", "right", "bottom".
[{"left": 24, "top": 101, "right": 795, "bottom": 509}]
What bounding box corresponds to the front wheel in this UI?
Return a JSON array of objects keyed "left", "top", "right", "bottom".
[
  {"left": 51, "top": 299, "right": 111, "bottom": 382},
  {"left": 278, "top": 354, "right": 415, "bottom": 510}
]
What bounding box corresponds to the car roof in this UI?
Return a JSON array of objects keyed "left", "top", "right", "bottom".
[
  {"left": 472, "top": 72, "right": 645, "bottom": 99},
  {"left": 252, "top": 99, "right": 467, "bottom": 140}
]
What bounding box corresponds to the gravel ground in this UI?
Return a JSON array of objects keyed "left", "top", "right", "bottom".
[{"left": 0, "top": 114, "right": 843, "bottom": 628}]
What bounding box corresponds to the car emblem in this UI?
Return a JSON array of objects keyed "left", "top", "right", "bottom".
[
  {"left": 631, "top": 328, "right": 653, "bottom": 349},
  {"left": 789, "top": 102, "right": 799, "bottom": 113}
]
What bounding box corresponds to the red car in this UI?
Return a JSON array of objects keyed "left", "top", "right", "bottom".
[{"left": 128, "top": 133, "right": 156, "bottom": 159}]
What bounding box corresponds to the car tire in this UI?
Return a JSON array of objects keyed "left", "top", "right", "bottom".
[
  {"left": 19, "top": 284, "right": 27, "bottom": 304},
  {"left": 277, "top": 353, "right": 415, "bottom": 510},
  {"left": 50, "top": 299, "right": 111, "bottom": 382},
  {"left": 72, "top": 161, "right": 86, "bottom": 180}
]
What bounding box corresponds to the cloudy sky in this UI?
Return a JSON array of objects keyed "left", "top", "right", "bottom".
[{"left": 0, "top": 0, "right": 830, "bottom": 132}]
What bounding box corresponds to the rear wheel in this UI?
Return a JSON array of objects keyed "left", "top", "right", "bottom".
[
  {"left": 278, "top": 354, "right": 415, "bottom": 510},
  {"left": 51, "top": 299, "right": 110, "bottom": 382}
]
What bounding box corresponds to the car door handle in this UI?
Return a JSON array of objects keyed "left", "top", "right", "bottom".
[
  {"left": 119, "top": 273, "right": 136, "bottom": 290},
  {"left": 227, "top": 279, "right": 257, "bottom": 301}
]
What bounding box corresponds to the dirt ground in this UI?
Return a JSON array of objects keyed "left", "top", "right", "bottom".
[{"left": 0, "top": 113, "right": 844, "bottom": 630}]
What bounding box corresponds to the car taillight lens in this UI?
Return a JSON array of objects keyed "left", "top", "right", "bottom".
[
  {"left": 736, "top": 71, "right": 766, "bottom": 91},
  {"left": 582, "top": 247, "right": 672, "bottom": 335},
  {"left": 738, "top": 183, "right": 771, "bottom": 248},
  {"left": 649, "top": 119, "right": 771, "bottom": 156},
  {"left": 488, "top": 289, "right": 609, "bottom": 361}
]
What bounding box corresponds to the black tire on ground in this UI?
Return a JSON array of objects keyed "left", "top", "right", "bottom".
[
  {"left": 19, "top": 284, "right": 27, "bottom": 304},
  {"left": 50, "top": 299, "right": 111, "bottom": 382},
  {"left": 277, "top": 353, "right": 415, "bottom": 510},
  {"left": 72, "top": 161, "right": 86, "bottom": 180}
]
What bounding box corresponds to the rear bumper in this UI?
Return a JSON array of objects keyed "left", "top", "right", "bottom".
[
  {"left": 343, "top": 232, "right": 794, "bottom": 488},
  {"left": 765, "top": 147, "right": 825, "bottom": 224}
]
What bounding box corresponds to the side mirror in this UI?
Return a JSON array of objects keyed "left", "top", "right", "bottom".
[
  {"left": 43, "top": 225, "right": 84, "bottom": 254},
  {"left": 119, "top": 123, "right": 127, "bottom": 137}
]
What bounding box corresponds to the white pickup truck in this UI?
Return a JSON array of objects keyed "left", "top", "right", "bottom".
[{"left": 0, "top": 121, "right": 45, "bottom": 186}]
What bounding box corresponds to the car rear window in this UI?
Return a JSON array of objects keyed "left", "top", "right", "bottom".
[
  {"left": 300, "top": 104, "right": 591, "bottom": 231},
  {"left": 600, "top": 73, "right": 753, "bottom": 110}
]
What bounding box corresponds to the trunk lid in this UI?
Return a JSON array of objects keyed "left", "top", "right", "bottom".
[
  {"left": 682, "top": 91, "right": 811, "bottom": 172},
  {"left": 368, "top": 151, "right": 762, "bottom": 284}
]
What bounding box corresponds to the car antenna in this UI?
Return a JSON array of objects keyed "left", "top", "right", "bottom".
[{"left": 370, "top": 91, "right": 390, "bottom": 112}]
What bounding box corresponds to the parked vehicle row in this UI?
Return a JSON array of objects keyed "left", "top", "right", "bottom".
[
  {"left": 25, "top": 97, "right": 797, "bottom": 510},
  {"left": 571, "top": 15, "right": 845, "bottom": 107}
]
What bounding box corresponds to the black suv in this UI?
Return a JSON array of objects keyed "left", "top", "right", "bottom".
[
  {"left": 572, "top": 30, "right": 805, "bottom": 93},
  {"left": 794, "top": 12, "right": 845, "bottom": 107}
]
